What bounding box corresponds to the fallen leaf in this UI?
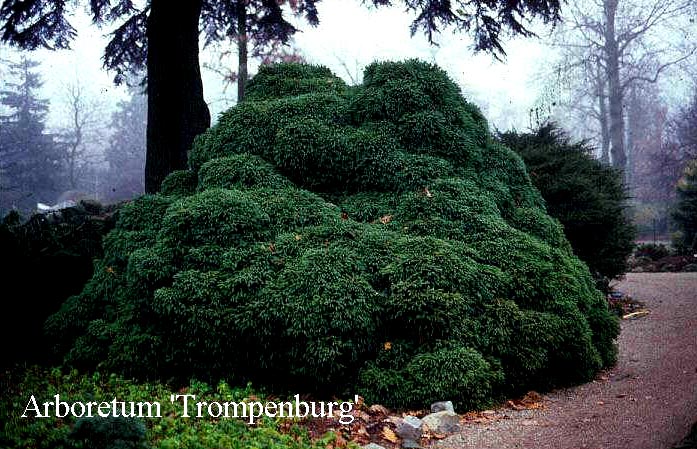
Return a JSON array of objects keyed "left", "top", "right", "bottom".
[
  {"left": 622, "top": 310, "right": 649, "bottom": 319},
  {"left": 382, "top": 427, "right": 399, "bottom": 443},
  {"left": 507, "top": 391, "right": 544, "bottom": 410},
  {"left": 369, "top": 404, "right": 389, "bottom": 415}
]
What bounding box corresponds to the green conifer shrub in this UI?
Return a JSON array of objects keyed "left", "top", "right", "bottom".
[
  {"left": 47, "top": 60, "right": 619, "bottom": 409},
  {"left": 499, "top": 124, "right": 636, "bottom": 285}
]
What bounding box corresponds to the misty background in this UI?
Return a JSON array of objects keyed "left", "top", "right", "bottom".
[{"left": 1, "top": 0, "right": 695, "bottom": 240}]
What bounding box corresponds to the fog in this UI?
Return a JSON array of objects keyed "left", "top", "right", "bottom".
[{"left": 1, "top": 0, "right": 695, "bottom": 241}]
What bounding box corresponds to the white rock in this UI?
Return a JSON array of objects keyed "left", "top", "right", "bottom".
[
  {"left": 422, "top": 410, "right": 460, "bottom": 433},
  {"left": 402, "top": 439, "right": 422, "bottom": 448},
  {"left": 430, "top": 401, "right": 455, "bottom": 413}
]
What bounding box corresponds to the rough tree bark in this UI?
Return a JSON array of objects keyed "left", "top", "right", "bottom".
[
  {"left": 603, "top": 0, "right": 626, "bottom": 171},
  {"left": 236, "top": 0, "right": 248, "bottom": 103},
  {"left": 145, "top": 0, "right": 211, "bottom": 193},
  {"left": 597, "top": 61, "right": 611, "bottom": 164}
]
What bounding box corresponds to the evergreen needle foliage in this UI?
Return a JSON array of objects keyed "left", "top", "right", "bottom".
[
  {"left": 499, "top": 124, "right": 636, "bottom": 286},
  {"left": 47, "top": 61, "right": 619, "bottom": 410}
]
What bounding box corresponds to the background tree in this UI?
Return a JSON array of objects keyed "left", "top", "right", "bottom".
[
  {"left": 1, "top": 0, "right": 565, "bottom": 194},
  {"left": 544, "top": 0, "right": 695, "bottom": 173},
  {"left": 103, "top": 87, "right": 147, "bottom": 202},
  {"left": 671, "top": 87, "right": 697, "bottom": 161},
  {"left": 55, "top": 79, "right": 104, "bottom": 191},
  {"left": 622, "top": 85, "right": 686, "bottom": 237},
  {"left": 0, "top": 55, "right": 62, "bottom": 213}
]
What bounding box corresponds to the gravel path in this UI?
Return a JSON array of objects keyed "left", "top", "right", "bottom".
[{"left": 438, "top": 273, "right": 697, "bottom": 449}]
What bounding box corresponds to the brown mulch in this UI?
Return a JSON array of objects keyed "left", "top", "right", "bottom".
[{"left": 436, "top": 273, "right": 697, "bottom": 449}]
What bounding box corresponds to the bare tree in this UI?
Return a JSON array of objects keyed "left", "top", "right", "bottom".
[
  {"left": 56, "top": 79, "right": 104, "bottom": 191},
  {"left": 671, "top": 85, "right": 697, "bottom": 161},
  {"left": 545, "top": 0, "right": 696, "bottom": 173}
]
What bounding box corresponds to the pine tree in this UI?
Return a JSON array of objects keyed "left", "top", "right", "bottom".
[{"left": 0, "top": 55, "right": 62, "bottom": 213}]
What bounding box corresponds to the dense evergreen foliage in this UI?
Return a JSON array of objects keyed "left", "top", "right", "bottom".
[
  {"left": 47, "top": 61, "right": 619, "bottom": 409},
  {"left": 499, "top": 124, "right": 636, "bottom": 285},
  {"left": 673, "top": 160, "right": 697, "bottom": 254}
]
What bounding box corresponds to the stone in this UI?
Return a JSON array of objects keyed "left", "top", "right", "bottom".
[
  {"left": 362, "top": 444, "right": 387, "bottom": 449},
  {"left": 422, "top": 411, "right": 460, "bottom": 434},
  {"left": 402, "top": 439, "right": 422, "bottom": 448},
  {"left": 430, "top": 401, "right": 455, "bottom": 413},
  {"left": 395, "top": 415, "right": 423, "bottom": 441}
]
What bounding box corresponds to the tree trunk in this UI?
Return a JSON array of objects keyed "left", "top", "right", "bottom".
[
  {"left": 604, "top": 0, "right": 626, "bottom": 171},
  {"left": 626, "top": 85, "right": 639, "bottom": 191},
  {"left": 236, "top": 0, "right": 248, "bottom": 103},
  {"left": 145, "top": 0, "right": 211, "bottom": 193},
  {"left": 596, "top": 60, "right": 611, "bottom": 164}
]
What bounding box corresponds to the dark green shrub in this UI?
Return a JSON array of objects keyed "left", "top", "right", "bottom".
[
  {"left": 117, "top": 195, "right": 173, "bottom": 232},
  {"left": 634, "top": 243, "right": 671, "bottom": 261},
  {"left": 673, "top": 160, "right": 697, "bottom": 254},
  {"left": 245, "top": 62, "right": 348, "bottom": 101},
  {"left": 159, "top": 189, "right": 271, "bottom": 248},
  {"left": 47, "top": 61, "right": 619, "bottom": 410},
  {"left": 359, "top": 344, "right": 503, "bottom": 410},
  {"left": 68, "top": 417, "right": 148, "bottom": 449},
  {"left": 197, "top": 154, "right": 291, "bottom": 190},
  {"left": 499, "top": 123, "right": 636, "bottom": 283},
  {"left": 251, "top": 246, "right": 383, "bottom": 387},
  {"left": 160, "top": 170, "right": 197, "bottom": 197}
]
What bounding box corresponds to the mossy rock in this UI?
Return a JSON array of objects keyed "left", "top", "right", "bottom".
[{"left": 48, "top": 60, "right": 619, "bottom": 409}]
